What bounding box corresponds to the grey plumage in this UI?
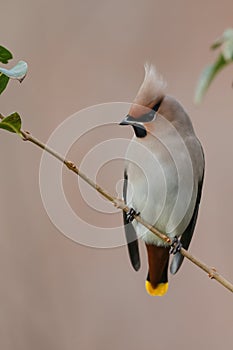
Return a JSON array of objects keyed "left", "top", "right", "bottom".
[{"left": 120, "top": 65, "right": 204, "bottom": 294}]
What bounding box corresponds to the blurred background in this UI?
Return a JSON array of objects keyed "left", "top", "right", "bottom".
[{"left": 0, "top": 1, "right": 233, "bottom": 349}]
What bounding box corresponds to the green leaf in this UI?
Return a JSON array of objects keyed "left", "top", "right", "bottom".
[
  {"left": 0, "top": 112, "right": 22, "bottom": 134},
  {"left": 0, "top": 60, "right": 28, "bottom": 82},
  {"left": 0, "top": 74, "right": 9, "bottom": 94},
  {"left": 195, "top": 28, "right": 233, "bottom": 104},
  {"left": 211, "top": 28, "right": 233, "bottom": 49},
  {"left": 211, "top": 39, "right": 224, "bottom": 50},
  {"left": 222, "top": 38, "right": 233, "bottom": 61},
  {"left": 0, "top": 46, "right": 13, "bottom": 64},
  {"left": 211, "top": 28, "right": 233, "bottom": 61},
  {"left": 194, "top": 54, "right": 227, "bottom": 104}
]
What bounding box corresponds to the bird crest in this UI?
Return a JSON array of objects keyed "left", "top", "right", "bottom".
[{"left": 134, "top": 64, "right": 167, "bottom": 107}]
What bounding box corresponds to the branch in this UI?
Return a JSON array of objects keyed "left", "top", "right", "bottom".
[{"left": 2, "top": 117, "right": 233, "bottom": 293}]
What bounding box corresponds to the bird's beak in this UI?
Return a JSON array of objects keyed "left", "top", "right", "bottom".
[{"left": 119, "top": 115, "right": 130, "bottom": 126}]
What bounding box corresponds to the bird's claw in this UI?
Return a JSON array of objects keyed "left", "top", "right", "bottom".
[
  {"left": 126, "top": 208, "right": 140, "bottom": 223},
  {"left": 169, "top": 236, "right": 182, "bottom": 255}
]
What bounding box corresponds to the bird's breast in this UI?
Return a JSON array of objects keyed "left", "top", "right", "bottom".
[{"left": 125, "top": 134, "right": 197, "bottom": 245}]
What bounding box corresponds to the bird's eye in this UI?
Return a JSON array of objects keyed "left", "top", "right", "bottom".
[
  {"left": 148, "top": 112, "right": 155, "bottom": 118},
  {"left": 123, "top": 108, "right": 157, "bottom": 124},
  {"left": 138, "top": 110, "right": 156, "bottom": 123}
]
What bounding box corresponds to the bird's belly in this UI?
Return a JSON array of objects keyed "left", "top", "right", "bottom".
[{"left": 125, "top": 141, "right": 196, "bottom": 246}]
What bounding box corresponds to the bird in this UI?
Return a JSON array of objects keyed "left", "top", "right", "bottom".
[{"left": 119, "top": 64, "right": 204, "bottom": 296}]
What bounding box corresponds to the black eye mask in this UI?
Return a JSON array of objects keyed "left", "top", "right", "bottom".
[
  {"left": 119, "top": 100, "right": 162, "bottom": 138},
  {"left": 126, "top": 100, "right": 161, "bottom": 123}
]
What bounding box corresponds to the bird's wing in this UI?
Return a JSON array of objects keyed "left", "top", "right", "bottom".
[
  {"left": 170, "top": 175, "right": 204, "bottom": 275},
  {"left": 123, "top": 171, "right": 141, "bottom": 271}
]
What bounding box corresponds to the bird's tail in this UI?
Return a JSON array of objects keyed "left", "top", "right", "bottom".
[{"left": 145, "top": 244, "right": 170, "bottom": 296}]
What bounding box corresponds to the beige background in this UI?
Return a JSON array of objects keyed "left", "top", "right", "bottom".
[{"left": 1, "top": 1, "right": 233, "bottom": 349}]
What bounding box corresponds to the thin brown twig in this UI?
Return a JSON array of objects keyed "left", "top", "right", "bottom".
[{"left": 2, "top": 118, "right": 233, "bottom": 293}]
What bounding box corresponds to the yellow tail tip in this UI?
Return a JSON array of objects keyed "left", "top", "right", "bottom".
[{"left": 145, "top": 281, "right": 169, "bottom": 296}]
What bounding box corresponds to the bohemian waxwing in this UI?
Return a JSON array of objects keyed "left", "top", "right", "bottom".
[{"left": 120, "top": 64, "right": 204, "bottom": 296}]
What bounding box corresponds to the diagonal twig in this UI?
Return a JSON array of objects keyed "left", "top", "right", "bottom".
[{"left": 1, "top": 116, "right": 232, "bottom": 294}]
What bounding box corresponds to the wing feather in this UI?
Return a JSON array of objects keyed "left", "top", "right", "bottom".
[
  {"left": 170, "top": 176, "right": 204, "bottom": 274},
  {"left": 123, "top": 171, "right": 141, "bottom": 271}
]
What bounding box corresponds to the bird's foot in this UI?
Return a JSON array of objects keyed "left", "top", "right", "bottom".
[
  {"left": 126, "top": 208, "right": 140, "bottom": 223},
  {"left": 169, "top": 236, "right": 182, "bottom": 255}
]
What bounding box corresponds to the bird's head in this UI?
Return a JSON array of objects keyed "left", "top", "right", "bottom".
[{"left": 120, "top": 64, "right": 166, "bottom": 138}]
